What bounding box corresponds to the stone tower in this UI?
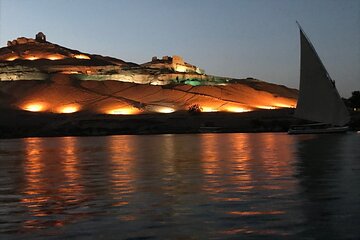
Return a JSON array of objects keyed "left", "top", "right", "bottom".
[{"left": 35, "top": 32, "right": 46, "bottom": 42}]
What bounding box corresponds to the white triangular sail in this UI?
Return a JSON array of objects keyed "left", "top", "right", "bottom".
[{"left": 295, "top": 24, "right": 350, "bottom": 126}]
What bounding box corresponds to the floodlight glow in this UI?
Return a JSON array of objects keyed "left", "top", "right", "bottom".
[
  {"left": 73, "top": 54, "right": 90, "bottom": 60},
  {"left": 157, "top": 107, "right": 175, "bottom": 113},
  {"left": 47, "top": 55, "right": 65, "bottom": 60},
  {"left": 59, "top": 105, "right": 79, "bottom": 113},
  {"left": 226, "top": 107, "right": 249, "bottom": 113},
  {"left": 25, "top": 56, "right": 39, "bottom": 60},
  {"left": 257, "top": 105, "right": 277, "bottom": 110},
  {"left": 108, "top": 107, "right": 140, "bottom": 115},
  {"left": 6, "top": 56, "right": 18, "bottom": 61},
  {"left": 202, "top": 107, "right": 218, "bottom": 112},
  {"left": 23, "top": 103, "right": 45, "bottom": 112}
]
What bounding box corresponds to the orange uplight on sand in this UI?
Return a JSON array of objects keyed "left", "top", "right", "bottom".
[
  {"left": 25, "top": 56, "right": 39, "bottom": 60},
  {"left": 47, "top": 55, "right": 65, "bottom": 61},
  {"left": 6, "top": 56, "right": 18, "bottom": 61},
  {"left": 73, "top": 54, "right": 90, "bottom": 60},
  {"left": 156, "top": 107, "right": 175, "bottom": 113},
  {"left": 107, "top": 107, "right": 140, "bottom": 115},
  {"left": 202, "top": 107, "right": 218, "bottom": 112},
  {"left": 256, "top": 105, "right": 277, "bottom": 110},
  {"left": 273, "top": 103, "right": 295, "bottom": 108},
  {"left": 23, "top": 103, "right": 45, "bottom": 112},
  {"left": 225, "top": 107, "right": 249, "bottom": 113},
  {"left": 58, "top": 105, "right": 79, "bottom": 114}
]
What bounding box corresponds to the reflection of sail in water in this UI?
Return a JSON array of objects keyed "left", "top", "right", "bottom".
[
  {"left": 21, "top": 137, "right": 85, "bottom": 231},
  {"left": 294, "top": 134, "right": 360, "bottom": 239},
  {"left": 295, "top": 135, "right": 343, "bottom": 180}
]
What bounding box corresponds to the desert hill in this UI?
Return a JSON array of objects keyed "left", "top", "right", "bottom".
[{"left": 0, "top": 32, "right": 298, "bottom": 137}]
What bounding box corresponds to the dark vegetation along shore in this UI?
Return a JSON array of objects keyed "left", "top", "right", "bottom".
[
  {"left": 0, "top": 108, "right": 295, "bottom": 138},
  {"left": 1, "top": 108, "right": 360, "bottom": 139}
]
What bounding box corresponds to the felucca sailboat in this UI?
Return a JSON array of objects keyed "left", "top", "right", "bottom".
[{"left": 288, "top": 22, "right": 350, "bottom": 134}]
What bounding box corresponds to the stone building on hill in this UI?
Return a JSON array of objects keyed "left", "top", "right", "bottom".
[
  {"left": 142, "top": 55, "right": 204, "bottom": 74},
  {"left": 35, "top": 32, "right": 46, "bottom": 42}
]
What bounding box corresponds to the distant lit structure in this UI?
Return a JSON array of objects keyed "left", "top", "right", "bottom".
[{"left": 142, "top": 55, "right": 205, "bottom": 74}]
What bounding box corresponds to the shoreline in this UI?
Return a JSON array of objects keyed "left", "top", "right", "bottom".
[
  {"left": 1, "top": 109, "right": 359, "bottom": 139},
  {"left": 1, "top": 109, "right": 295, "bottom": 139}
]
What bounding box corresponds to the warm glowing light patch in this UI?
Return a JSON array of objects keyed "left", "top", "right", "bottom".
[
  {"left": 47, "top": 55, "right": 65, "bottom": 60},
  {"left": 225, "top": 107, "right": 249, "bottom": 113},
  {"left": 156, "top": 107, "right": 175, "bottom": 113},
  {"left": 6, "top": 56, "right": 18, "bottom": 61},
  {"left": 174, "top": 65, "right": 187, "bottom": 73},
  {"left": 108, "top": 107, "right": 140, "bottom": 115},
  {"left": 202, "top": 107, "right": 218, "bottom": 112},
  {"left": 273, "top": 103, "right": 294, "bottom": 108},
  {"left": 257, "top": 105, "right": 277, "bottom": 110},
  {"left": 62, "top": 71, "right": 80, "bottom": 74},
  {"left": 58, "top": 105, "right": 79, "bottom": 113},
  {"left": 23, "top": 103, "right": 45, "bottom": 112},
  {"left": 74, "top": 54, "right": 90, "bottom": 60},
  {"left": 25, "top": 56, "right": 39, "bottom": 60}
]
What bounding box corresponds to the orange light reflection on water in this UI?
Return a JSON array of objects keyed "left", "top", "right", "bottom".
[
  {"left": 197, "top": 133, "right": 297, "bottom": 237},
  {"left": 200, "top": 133, "right": 297, "bottom": 202},
  {"left": 199, "top": 134, "right": 253, "bottom": 200},
  {"left": 21, "top": 137, "right": 84, "bottom": 231},
  {"left": 227, "top": 210, "right": 285, "bottom": 216},
  {"left": 108, "top": 136, "right": 135, "bottom": 210}
]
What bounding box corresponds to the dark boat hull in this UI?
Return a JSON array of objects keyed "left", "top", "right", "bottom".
[{"left": 288, "top": 123, "right": 348, "bottom": 134}]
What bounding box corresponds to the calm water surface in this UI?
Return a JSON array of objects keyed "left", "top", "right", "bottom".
[{"left": 0, "top": 133, "right": 359, "bottom": 239}]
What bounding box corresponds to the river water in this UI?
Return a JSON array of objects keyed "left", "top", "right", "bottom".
[{"left": 0, "top": 133, "right": 359, "bottom": 239}]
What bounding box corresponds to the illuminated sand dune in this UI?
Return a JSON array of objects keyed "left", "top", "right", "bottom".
[{"left": 0, "top": 74, "right": 297, "bottom": 114}]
